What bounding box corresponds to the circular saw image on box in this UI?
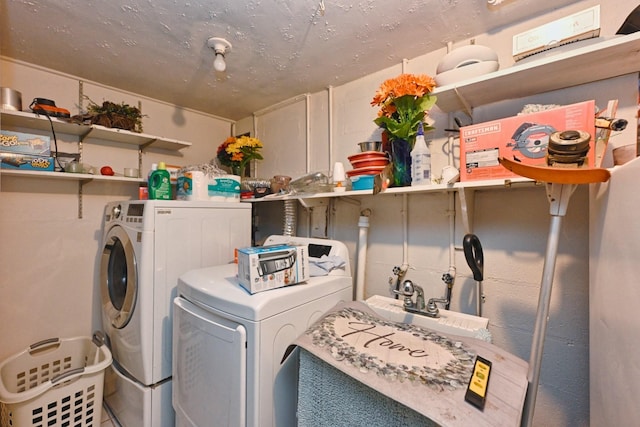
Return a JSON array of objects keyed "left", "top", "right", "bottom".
[{"left": 507, "top": 122, "right": 556, "bottom": 159}]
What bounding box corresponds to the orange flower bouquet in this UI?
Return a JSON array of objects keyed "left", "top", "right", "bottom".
[
  {"left": 216, "top": 135, "right": 263, "bottom": 175},
  {"left": 371, "top": 73, "right": 437, "bottom": 143}
]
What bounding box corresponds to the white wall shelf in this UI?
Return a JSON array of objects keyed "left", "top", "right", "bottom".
[
  {"left": 250, "top": 176, "right": 536, "bottom": 202},
  {"left": 1, "top": 108, "right": 190, "bottom": 218},
  {"left": 249, "top": 177, "right": 539, "bottom": 235},
  {"left": 0, "top": 169, "right": 145, "bottom": 183},
  {"left": 432, "top": 32, "right": 640, "bottom": 114},
  {"left": 0, "top": 109, "right": 192, "bottom": 151}
]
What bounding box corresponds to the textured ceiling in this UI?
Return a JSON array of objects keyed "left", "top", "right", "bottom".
[{"left": 1, "top": 0, "right": 581, "bottom": 120}]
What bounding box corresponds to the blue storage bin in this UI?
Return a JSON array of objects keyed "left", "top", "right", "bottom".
[{"left": 350, "top": 174, "right": 376, "bottom": 190}]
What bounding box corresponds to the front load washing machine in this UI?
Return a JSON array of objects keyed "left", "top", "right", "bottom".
[
  {"left": 172, "top": 235, "right": 353, "bottom": 427},
  {"left": 100, "top": 200, "right": 251, "bottom": 427}
]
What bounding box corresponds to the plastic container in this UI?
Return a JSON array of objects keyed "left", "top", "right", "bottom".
[
  {"left": 411, "top": 122, "right": 431, "bottom": 186},
  {"left": 149, "top": 161, "right": 172, "bottom": 200},
  {"left": 0, "top": 334, "right": 112, "bottom": 427},
  {"left": 351, "top": 174, "right": 376, "bottom": 190}
]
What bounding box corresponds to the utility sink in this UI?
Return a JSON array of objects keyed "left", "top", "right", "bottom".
[{"left": 365, "top": 295, "right": 492, "bottom": 342}]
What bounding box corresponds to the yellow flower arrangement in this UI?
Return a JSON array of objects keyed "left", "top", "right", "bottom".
[
  {"left": 371, "top": 73, "right": 437, "bottom": 143},
  {"left": 217, "top": 135, "right": 264, "bottom": 175}
]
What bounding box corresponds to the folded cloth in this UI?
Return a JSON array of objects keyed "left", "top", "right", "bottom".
[{"left": 309, "top": 255, "right": 346, "bottom": 276}]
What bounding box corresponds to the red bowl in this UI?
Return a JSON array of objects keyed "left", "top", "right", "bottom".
[
  {"left": 346, "top": 165, "right": 387, "bottom": 177},
  {"left": 350, "top": 157, "right": 389, "bottom": 168},
  {"left": 348, "top": 151, "right": 388, "bottom": 163}
]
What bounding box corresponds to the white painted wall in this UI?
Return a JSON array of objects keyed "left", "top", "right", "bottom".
[
  {"left": 250, "top": 3, "right": 639, "bottom": 427},
  {"left": 1, "top": 2, "right": 638, "bottom": 426},
  {"left": 0, "top": 60, "right": 234, "bottom": 360}
]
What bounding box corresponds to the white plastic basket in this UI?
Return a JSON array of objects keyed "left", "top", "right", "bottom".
[{"left": 0, "top": 333, "right": 112, "bottom": 427}]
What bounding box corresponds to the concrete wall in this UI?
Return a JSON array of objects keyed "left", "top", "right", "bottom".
[{"left": 1, "top": 1, "right": 638, "bottom": 426}]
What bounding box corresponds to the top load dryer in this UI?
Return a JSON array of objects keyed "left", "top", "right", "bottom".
[{"left": 172, "top": 235, "right": 353, "bottom": 427}]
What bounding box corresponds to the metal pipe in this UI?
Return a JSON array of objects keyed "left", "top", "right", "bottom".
[
  {"left": 305, "top": 93, "right": 311, "bottom": 173},
  {"left": 445, "top": 192, "right": 457, "bottom": 309},
  {"left": 355, "top": 212, "right": 371, "bottom": 301},
  {"left": 522, "top": 211, "right": 563, "bottom": 426},
  {"left": 328, "top": 86, "right": 334, "bottom": 169}
]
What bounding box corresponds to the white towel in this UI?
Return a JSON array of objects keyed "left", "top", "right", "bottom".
[{"left": 309, "top": 255, "right": 346, "bottom": 277}]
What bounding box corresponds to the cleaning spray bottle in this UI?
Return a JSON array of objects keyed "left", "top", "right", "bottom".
[
  {"left": 148, "top": 161, "right": 172, "bottom": 200},
  {"left": 411, "top": 121, "right": 431, "bottom": 186}
]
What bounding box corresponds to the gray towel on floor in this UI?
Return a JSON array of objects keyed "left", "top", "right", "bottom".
[{"left": 297, "top": 349, "right": 438, "bottom": 427}]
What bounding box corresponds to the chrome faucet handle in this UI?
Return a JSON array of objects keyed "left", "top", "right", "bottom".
[
  {"left": 392, "top": 280, "right": 416, "bottom": 309},
  {"left": 400, "top": 280, "right": 415, "bottom": 296},
  {"left": 426, "top": 297, "right": 449, "bottom": 316}
]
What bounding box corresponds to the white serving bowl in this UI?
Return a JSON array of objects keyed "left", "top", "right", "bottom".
[
  {"left": 435, "top": 60, "right": 500, "bottom": 87},
  {"left": 436, "top": 44, "right": 499, "bottom": 74}
]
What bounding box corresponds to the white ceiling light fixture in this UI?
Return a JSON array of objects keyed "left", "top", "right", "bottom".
[{"left": 207, "top": 37, "right": 232, "bottom": 72}]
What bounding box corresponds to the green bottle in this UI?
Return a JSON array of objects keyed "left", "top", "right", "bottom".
[{"left": 148, "top": 161, "right": 172, "bottom": 200}]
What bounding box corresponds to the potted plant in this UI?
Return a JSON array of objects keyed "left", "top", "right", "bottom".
[{"left": 72, "top": 98, "right": 145, "bottom": 132}]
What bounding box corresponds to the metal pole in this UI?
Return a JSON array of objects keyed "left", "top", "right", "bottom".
[{"left": 521, "top": 183, "right": 576, "bottom": 427}]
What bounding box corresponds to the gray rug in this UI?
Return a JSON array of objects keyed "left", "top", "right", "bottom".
[{"left": 297, "top": 349, "right": 438, "bottom": 427}]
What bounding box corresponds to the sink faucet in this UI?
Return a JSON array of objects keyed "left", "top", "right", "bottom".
[{"left": 394, "top": 280, "right": 445, "bottom": 318}]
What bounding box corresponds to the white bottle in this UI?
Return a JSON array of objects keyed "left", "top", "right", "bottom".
[{"left": 411, "top": 121, "right": 431, "bottom": 186}]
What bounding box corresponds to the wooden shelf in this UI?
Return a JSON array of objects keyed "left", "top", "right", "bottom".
[
  {"left": 0, "top": 109, "right": 191, "bottom": 151},
  {"left": 432, "top": 32, "right": 640, "bottom": 113}
]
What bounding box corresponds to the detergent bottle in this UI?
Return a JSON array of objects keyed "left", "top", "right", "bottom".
[
  {"left": 148, "top": 161, "right": 172, "bottom": 200},
  {"left": 411, "top": 121, "right": 431, "bottom": 186}
]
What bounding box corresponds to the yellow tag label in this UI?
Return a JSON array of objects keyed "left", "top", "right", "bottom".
[{"left": 469, "top": 360, "right": 490, "bottom": 398}]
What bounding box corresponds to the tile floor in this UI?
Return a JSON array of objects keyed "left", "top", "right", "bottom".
[{"left": 101, "top": 403, "right": 120, "bottom": 427}]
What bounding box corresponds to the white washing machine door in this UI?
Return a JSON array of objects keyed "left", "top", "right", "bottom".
[{"left": 101, "top": 225, "right": 138, "bottom": 329}]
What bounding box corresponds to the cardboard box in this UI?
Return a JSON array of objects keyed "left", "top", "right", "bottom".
[
  {"left": 0, "top": 153, "right": 55, "bottom": 171},
  {"left": 0, "top": 130, "right": 51, "bottom": 156},
  {"left": 460, "top": 100, "right": 595, "bottom": 181},
  {"left": 237, "top": 244, "right": 309, "bottom": 294}
]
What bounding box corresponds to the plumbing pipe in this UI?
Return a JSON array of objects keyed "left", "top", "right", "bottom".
[
  {"left": 305, "top": 93, "right": 311, "bottom": 173},
  {"left": 327, "top": 86, "right": 334, "bottom": 168},
  {"left": 445, "top": 192, "right": 457, "bottom": 309},
  {"left": 252, "top": 113, "right": 258, "bottom": 176},
  {"left": 355, "top": 210, "right": 371, "bottom": 301},
  {"left": 392, "top": 194, "right": 410, "bottom": 298}
]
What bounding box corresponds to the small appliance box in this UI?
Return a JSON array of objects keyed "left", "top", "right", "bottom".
[
  {"left": 0, "top": 130, "right": 51, "bottom": 156},
  {"left": 237, "top": 244, "right": 309, "bottom": 294},
  {"left": 0, "top": 153, "right": 54, "bottom": 171},
  {"left": 459, "top": 100, "right": 595, "bottom": 181}
]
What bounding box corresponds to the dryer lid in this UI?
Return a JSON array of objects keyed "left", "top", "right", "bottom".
[{"left": 178, "top": 263, "right": 352, "bottom": 321}]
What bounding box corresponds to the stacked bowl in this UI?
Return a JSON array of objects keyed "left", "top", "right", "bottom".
[{"left": 347, "top": 148, "right": 389, "bottom": 190}]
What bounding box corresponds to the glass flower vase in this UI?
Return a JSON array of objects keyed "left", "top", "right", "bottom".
[
  {"left": 231, "top": 164, "right": 245, "bottom": 177},
  {"left": 390, "top": 138, "right": 412, "bottom": 187}
]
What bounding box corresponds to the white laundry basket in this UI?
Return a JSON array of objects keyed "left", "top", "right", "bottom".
[{"left": 0, "top": 333, "right": 112, "bottom": 427}]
